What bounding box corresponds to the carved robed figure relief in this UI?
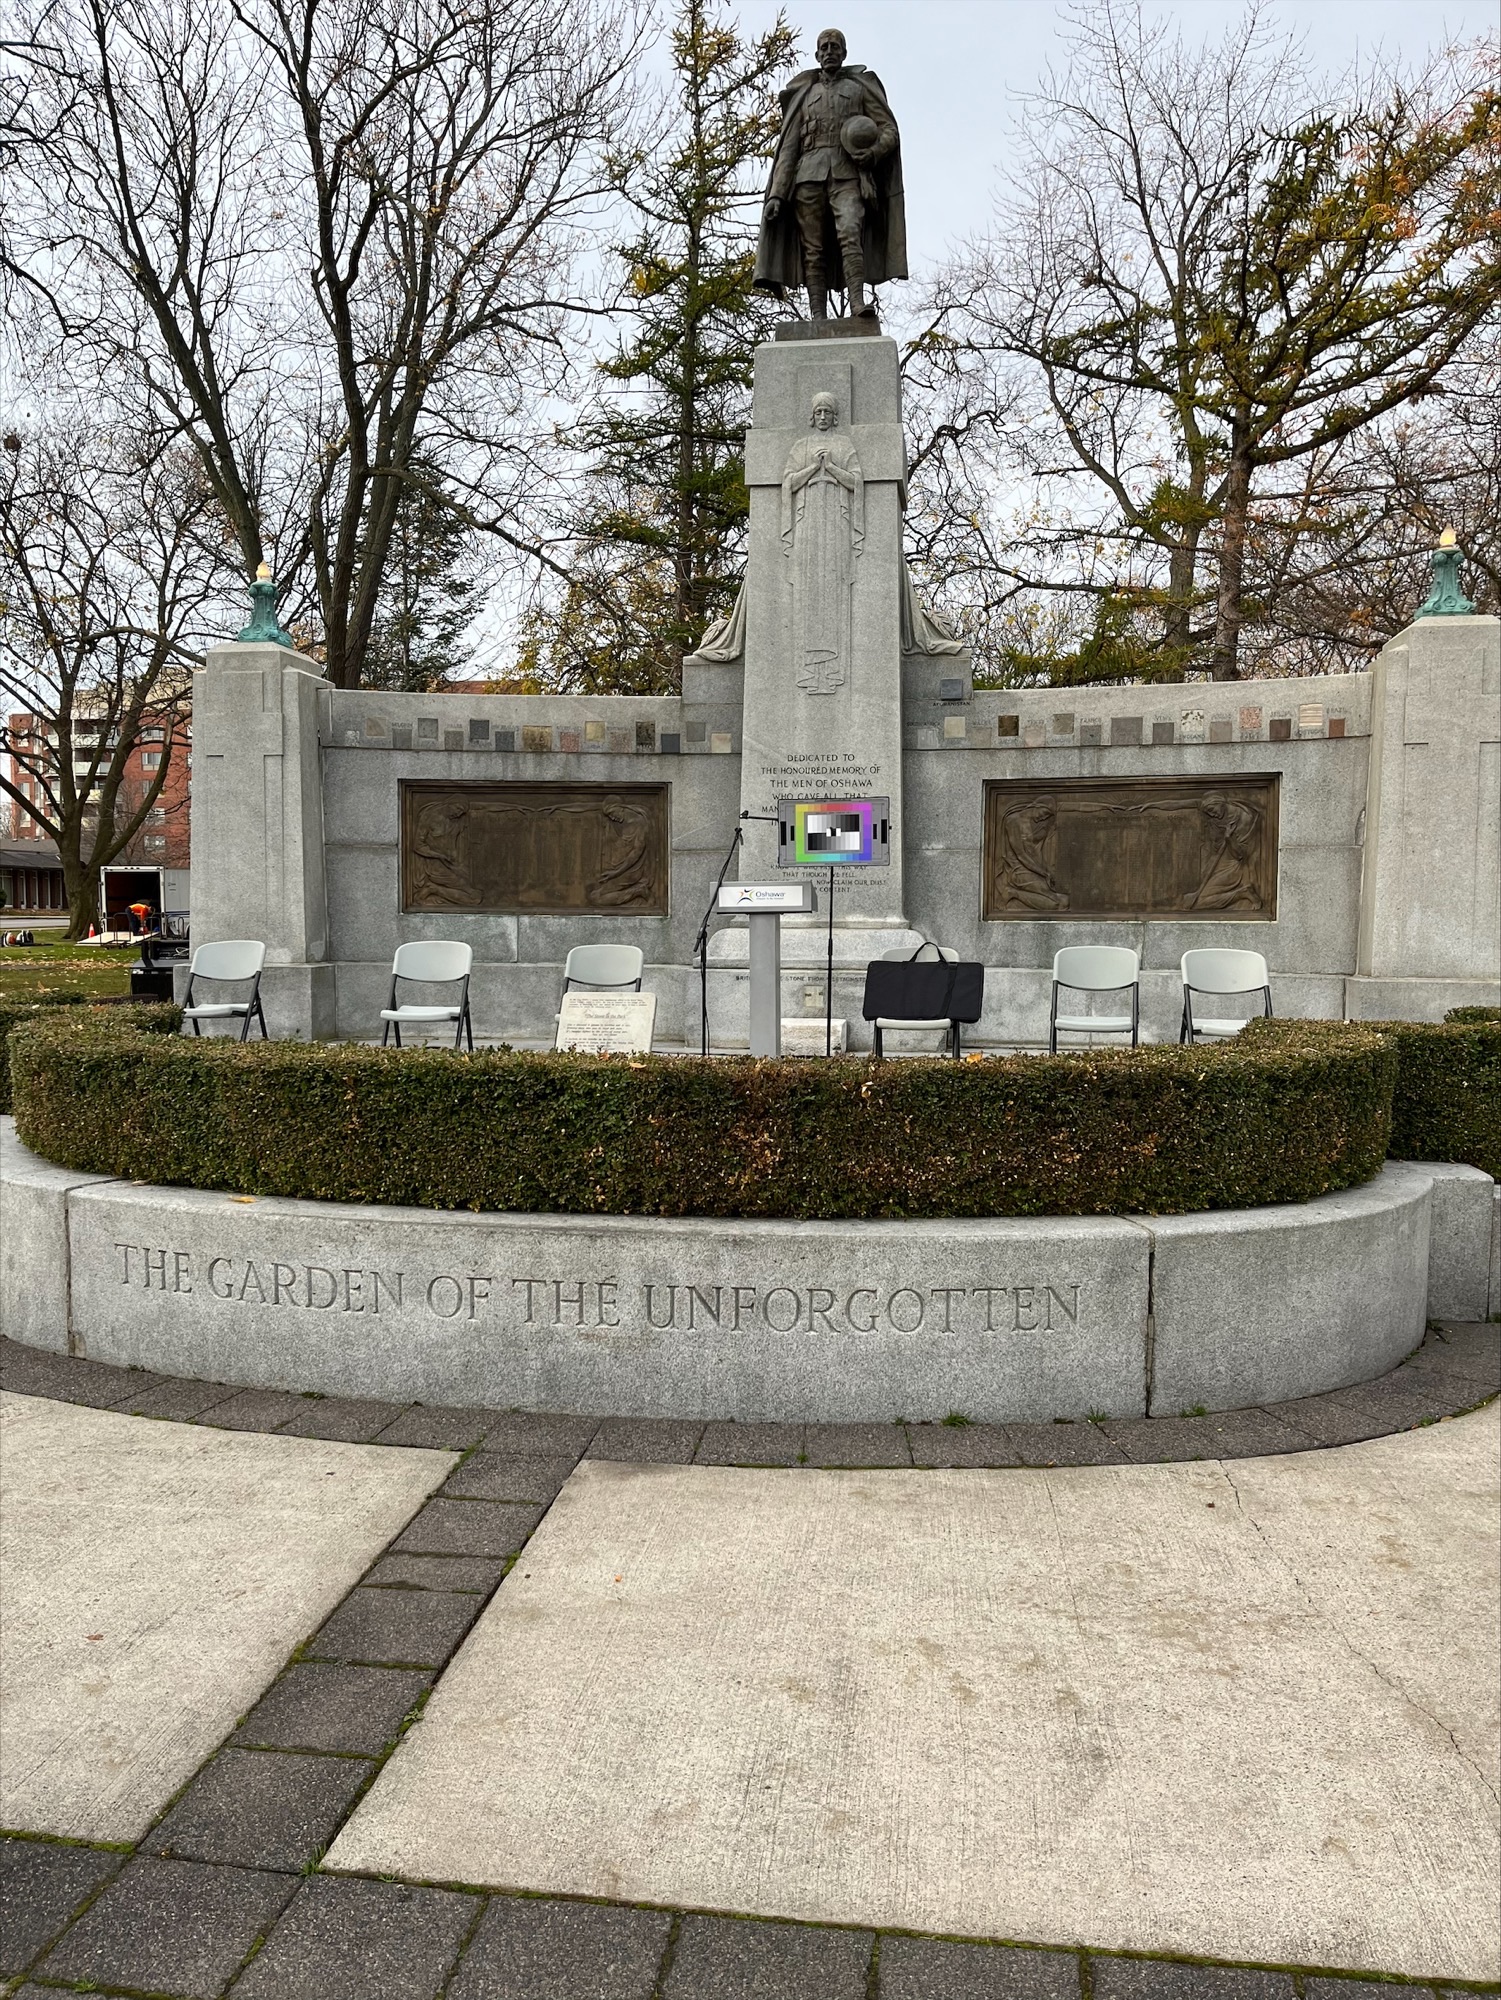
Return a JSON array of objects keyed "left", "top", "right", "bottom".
[
  {"left": 782, "top": 391, "right": 863, "bottom": 695},
  {"left": 1187, "top": 791, "right": 1265, "bottom": 910},
  {"left": 994, "top": 797, "right": 1070, "bottom": 911}
]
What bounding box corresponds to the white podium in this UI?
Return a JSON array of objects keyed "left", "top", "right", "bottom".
[{"left": 717, "top": 882, "right": 817, "bottom": 1057}]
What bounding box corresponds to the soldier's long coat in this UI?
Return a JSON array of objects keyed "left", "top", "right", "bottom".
[{"left": 753, "top": 65, "right": 908, "bottom": 297}]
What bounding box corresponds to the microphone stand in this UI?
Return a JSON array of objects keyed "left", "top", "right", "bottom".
[
  {"left": 825, "top": 862, "right": 837, "bottom": 1056},
  {"left": 694, "top": 812, "right": 781, "bottom": 1059}
]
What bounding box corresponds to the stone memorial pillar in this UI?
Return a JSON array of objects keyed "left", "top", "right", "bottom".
[
  {"left": 188, "top": 605, "right": 334, "bottom": 1039},
  {"left": 1350, "top": 598, "right": 1500, "bottom": 1020},
  {"left": 737, "top": 332, "right": 910, "bottom": 930}
]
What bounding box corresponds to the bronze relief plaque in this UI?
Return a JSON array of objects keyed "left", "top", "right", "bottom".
[
  {"left": 401, "top": 781, "right": 669, "bottom": 916},
  {"left": 983, "top": 775, "right": 1278, "bottom": 921}
]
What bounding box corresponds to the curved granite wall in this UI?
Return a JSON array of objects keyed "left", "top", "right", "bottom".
[{"left": 4, "top": 1121, "right": 1492, "bottom": 1421}]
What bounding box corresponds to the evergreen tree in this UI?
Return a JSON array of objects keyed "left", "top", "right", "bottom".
[
  {"left": 532, "top": 0, "right": 796, "bottom": 692},
  {"left": 362, "top": 473, "right": 483, "bottom": 691}
]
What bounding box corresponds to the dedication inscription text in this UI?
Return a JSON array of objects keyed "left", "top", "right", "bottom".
[
  {"left": 110, "top": 1242, "right": 1082, "bottom": 1338},
  {"left": 401, "top": 781, "right": 669, "bottom": 915},
  {"left": 983, "top": 775, "right": 1279, "bottom": 921}
]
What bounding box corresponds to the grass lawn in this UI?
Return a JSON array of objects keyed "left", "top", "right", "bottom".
[{"left": 0, "top": 943, "right": 138, "bottom": 999}]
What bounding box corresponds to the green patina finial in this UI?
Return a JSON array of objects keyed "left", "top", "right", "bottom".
[
  {"left": 1415, "top": 528, "right": 1476, "bottom": 619},
  {"left": 236, "top": 561, "right": 295, "bottom": 647}
]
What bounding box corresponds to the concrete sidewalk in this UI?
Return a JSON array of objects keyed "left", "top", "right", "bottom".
[
  {"left": 329, "top": 1408, "right": 1501, "bottom": 1983},
  {"left": 1, "top": 1340, "right": 1496, "bottom": 1995},
  {"left": 0, "top": 1393, "right": 453, "bottom": 1840}
]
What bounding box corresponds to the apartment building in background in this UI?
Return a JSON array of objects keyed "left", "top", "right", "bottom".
[
  {"left": 3, "top": 704, "right": 192, "bottom": 915},
  {"left": 5, "top": 707, "right": 191, "bottom": 860}
]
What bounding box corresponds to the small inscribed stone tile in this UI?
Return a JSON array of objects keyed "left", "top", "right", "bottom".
[
  {"left": 1079, "top": 720, "right": 1102, "bottom": 746},
  {"left": 417, "top": 717, "right": 440, "bottom": 742},
  {"left": 1328, "top": 715, "right": 1347, "bottom": 738},
  {"left": 1269, "top": 715, "right": 1292, "bottom": 741},
  {"left": 686, "top": 719, "right": 707, "bottom": 743},
  {"left": 660, "top": 732, "right": 681, "bottom": 754},
  {"left": 607, "top": 728, "right": 633, "bottom": 754},
  {"left": 391, "top": 725, "right": 413, "bottom": 750},
  {"left": 1023, "top": 721, "right": 1046, "bottom": 748},
  {"left": 710, "top": 731, "right": 734, "bottom": 753},
  {"left": 1298, "top": 702, "right": 1325, "bottom": 729},
  {"left": 467, "top": 718, "right": 490, "bottom": 745},
  {"left": 363, "top": 716, "right": 387, "bottom": 739},
  {"left": 443, "top": 728, "right": 464, "bottom": 752},
  {"left": 1180, "top": 708, "right": 1205, "bottom": 742},
  {"left": 1051, "top": 712, "right": 1075, "bottom": 736},
  {"left": 939, "top": 676, "right": 967, "bottom": 702},
  {"left": 635, "top": 720, "right": 657, "bottom": 751},
  {"left": 495, "top": 728, "right": 515, "bottom": 752},
  {"left": 584, "top": 719, "right": 607, "bottom": 745},
  {"left": 1239, "top": 705, "right": 1263, "bottom": 731},
  {"left": 1151, "top": 719, "right": 1174, "bottom": 746},
  {"left": 1109, "top": 715, "right": 1142, "bottom": 746},
  {"left": 522, "top": 725, "right": 552, "bottom": 754},
  {"left": 1208, "top": 715, "right": 1232, "bottom": 743},
  {"left": 997, "top": 713, "right": 1020, "bottom": 738},
  {"left": 942, "top": 716, "right": 967, "bottom": 740},
  {"left": 558, "top": 727, "right": 581, "bottom": 753}
]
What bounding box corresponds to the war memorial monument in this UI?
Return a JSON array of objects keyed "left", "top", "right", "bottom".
[{"left": 2, "top": 29, "right": 1498, "bottom": 1426}]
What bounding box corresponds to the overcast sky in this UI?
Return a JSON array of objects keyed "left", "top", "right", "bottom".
[{"left": 719, "top": 0, "right": 1501, "bottom": 271}]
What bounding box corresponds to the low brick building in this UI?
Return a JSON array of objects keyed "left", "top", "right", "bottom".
[{"left": 0, "top": 837, "right": 67, "bottom": 915}]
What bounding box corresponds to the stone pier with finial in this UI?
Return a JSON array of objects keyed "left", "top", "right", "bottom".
[
  {"left": 190, "top": 563, "right": 337, "bottom": 1035},
  {"left": 1349, "top": 529, "right": 1498, "bottom": 1020}
]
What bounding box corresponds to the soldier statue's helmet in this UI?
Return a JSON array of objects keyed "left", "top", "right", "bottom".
[{"left": 840, "top": 114, "right": 879, "bottom": 160}]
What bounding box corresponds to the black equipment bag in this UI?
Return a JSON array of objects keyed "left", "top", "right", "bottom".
[{"left": 861, "top": 946, "right": 985, "bottom": 1024}]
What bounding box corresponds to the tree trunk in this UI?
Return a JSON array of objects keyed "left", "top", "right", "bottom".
[
  {"left": 1210, "top": 430, "right": 1254, "bottom": 681},
  {"left": 1160, "top": 451, "right": 1210, "bottom": 676},
  {"left": 1162, "top": 534, "right": 1201, "bottom": 677},
  {"left": 60, "top": 839, "right": 100, "bottom": 940}
]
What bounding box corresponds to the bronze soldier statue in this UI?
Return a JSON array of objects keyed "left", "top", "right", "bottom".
[{"left": 754, "top": 28, "right": 907, "bottom": 323}]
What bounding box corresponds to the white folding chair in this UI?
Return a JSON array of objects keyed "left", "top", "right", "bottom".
[
  {"left": 870, "top": 943, "right": 965, "bottom": 1059},
  {"left": 562, "top": 944, "right": 644, "bottom": 993},
  {"left": 1049, "top": 945, "right": 1140, "bottom": 1053},
  {"left": 381, "top": 940, "right": 474, "bottom": 1050},
  {"left": 1180, "top": 948, "right": 1272, "bottom": 1044},
  {"left": 182, "top": 940, "right": 268, "bottom": 1041}
]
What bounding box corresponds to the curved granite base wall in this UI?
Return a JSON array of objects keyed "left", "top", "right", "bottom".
[{"left": 2, "top": 1122, "right": 1494, "bottom": 1422}]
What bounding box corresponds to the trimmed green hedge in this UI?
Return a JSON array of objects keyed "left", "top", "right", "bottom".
[
  {"left": 1386, "top": 1016, "right": 1501, "bottom": 1179},
  {"left": 0, "top": 993, "right": 92, "bottom": 1113},
  {"left": 1239, "top": 1012, "right": 1501, "bottom": 1180},
  {"left": 1, "top": 998, "right": 181, "bottom": 1115},
  {"left": 8, "top": 1010, "right": 1396, "bottom": 1218}
]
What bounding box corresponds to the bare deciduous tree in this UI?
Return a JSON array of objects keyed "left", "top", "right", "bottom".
[
  {"left": 5, "top": 0, "right": 643, "bottom": 686},
  {"left": 0, "top": 422, "right": 220, "bottom": 935},
  {"left": 911, "top": 1, "right": 1501, "bottom": 682},
  {"left": 1232, "top": 334, "right": 1499, "bottom": 672}
]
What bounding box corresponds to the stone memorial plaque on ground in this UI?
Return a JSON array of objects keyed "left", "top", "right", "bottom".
[
  {"left": 556, "top": 991, "right": 656, "bottom": 1054},
  {"left": 779, "top": 1017, "right": 846, "bottom": 1054}
]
